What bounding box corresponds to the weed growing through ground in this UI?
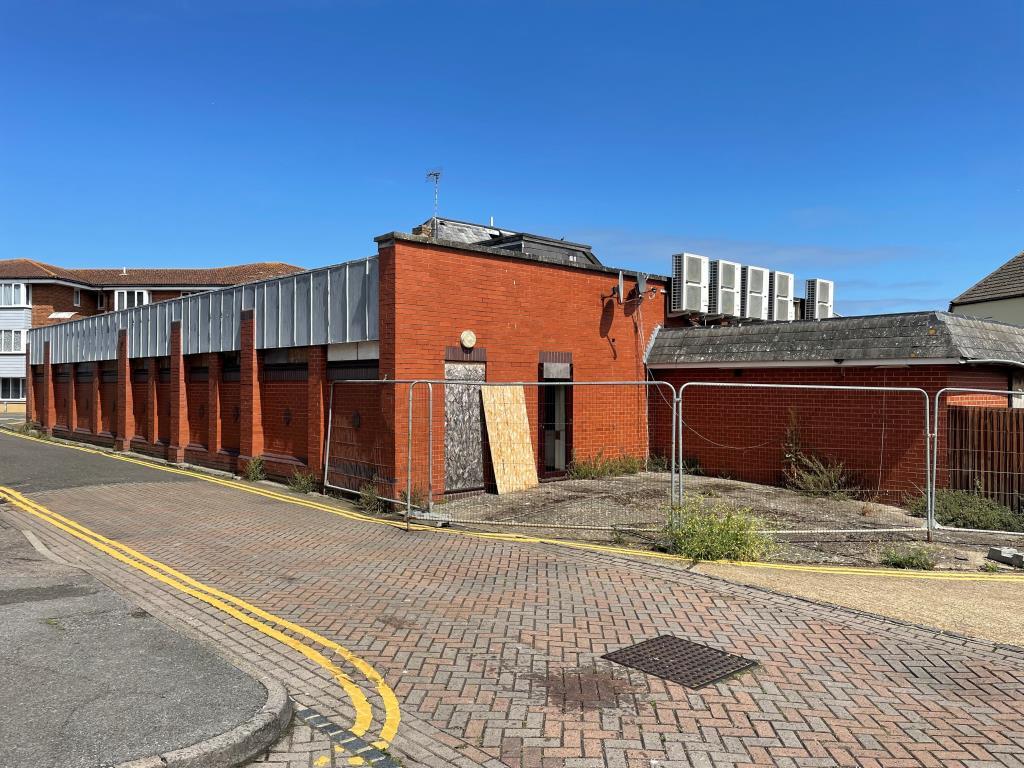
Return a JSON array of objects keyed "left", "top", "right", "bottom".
[
  {"left": 981, "top": 561, "right": 1000, "bottom": 573},
  {"left": 879, "top": 544, "right": 937, "bottom": 570},
  {"left": 242, "top": 456, "right": 266, "bottom": 482},
  {"left": 661, "top": 495, "right": 773, "bottom": 562},
  {"left": 781, "top": 410, "right": 859, "bottom": 499},
  {"left": 909, "top": 489, "right": 1024, "bottom": 533},
  {"left": 568, "top": 451, "right": 645, "bottom": 480},
  {"left": 287, "top": 469, "right": 317, "bottom": 494},
  {"left": 358, "top": 483, "right": 387, "bottom": 515}
]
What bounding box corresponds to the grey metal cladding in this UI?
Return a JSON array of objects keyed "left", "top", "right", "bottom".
[
  {"left": 28, "top": 256, "right": 379, "bottom": 365},
  {"left": 645, "top": 311, "right": 1024, "bottom": 366}
]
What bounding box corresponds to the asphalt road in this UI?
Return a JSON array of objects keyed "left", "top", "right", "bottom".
[{"left": 0, "top": 511, "right": 265, "bottom": 768}]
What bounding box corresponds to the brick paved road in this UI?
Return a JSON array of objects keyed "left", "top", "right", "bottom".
[{"left": 3, "top": 432, "right": 1024, "bottom": 768}]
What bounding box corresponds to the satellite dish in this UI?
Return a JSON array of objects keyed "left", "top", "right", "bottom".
[{"left": 617, "top": 271, "right": 624, "bottom": 304}]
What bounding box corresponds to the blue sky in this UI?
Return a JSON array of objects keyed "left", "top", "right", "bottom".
[{"left": 1, "top": 1, "right": 1021, "bottom": 315}]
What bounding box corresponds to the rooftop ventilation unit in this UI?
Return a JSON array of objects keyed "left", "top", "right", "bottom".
[
  {"left": 804, "top": 278, "right": 835, "bottom": 319},
  {"left": 670, "top": 252, "right": 709, "bottom": 314},
  {"left": 740, "top": 266, "right": 770, "bottom": 320},
  {"left": 709, "top": 259, "right": 741, "bottom": 316},
  {"left": 768, "top": 271, "right": 796, "bottom": 321}
]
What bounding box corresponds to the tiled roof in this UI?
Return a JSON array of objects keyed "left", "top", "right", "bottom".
[
  {"left": 951, "top": 250, "right": 1024, "bottom": 306},
  {"left": 72, "top": 263, "right": 302, "bottom": 287},
  {"left": 646, "top": 311, "right": 1024, "bottom": 367},
  {"left": 0, "top": 259, "right": 85, "bottom": 282},
  {"left": 0, "top": 259, "right": 302, "bottom": 287}
]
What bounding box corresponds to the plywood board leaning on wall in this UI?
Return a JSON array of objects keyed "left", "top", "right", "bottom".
[{"left": 481, "top": 385, "right": 539, "bottom": 494}]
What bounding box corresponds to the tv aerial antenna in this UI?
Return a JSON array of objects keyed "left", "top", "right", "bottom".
[{"left": 426, "top": 168, "right": 443, "bottom": 225}]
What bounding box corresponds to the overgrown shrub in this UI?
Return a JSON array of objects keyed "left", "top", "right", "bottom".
[
  {"left": 782, "top": 410, "right": 858, "bottom": 498},
  {"left": 879, "top": 544, "right": 937, "bottom": 570},
  {"left": 568, "top": 451, "right": 645, "bottom": 480},
  {"left": 909, "top": 489, "right": 1024, "bottom": 533},
  {"left": 661, "top": 496, "right": 773, "bottom": 562},
  {"left": 358, "top": 483, "right": 387, "bottom": 515},
  {"left": 287, "top": 469, "right": 318, "bottom": 494},
  {"left": 242, "top": 456, "right": 265, "bottom": 482}
]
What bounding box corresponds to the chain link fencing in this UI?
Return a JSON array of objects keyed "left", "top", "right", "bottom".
[{"left": 678, "top": 382, "right": 932, "bottom": 535}]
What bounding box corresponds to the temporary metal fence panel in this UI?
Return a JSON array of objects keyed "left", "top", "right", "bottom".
[
  {"left": 322, "top": 380, "right": 426, "bottom": 514},
  {"left": 678, "top": 382, "right": 931, "bottom": 535},
  {"left": 931, "top": 387, "right": 1024, "bottom": 537},
  {"left": 322, "top": 379, "right": 679, "bottom": 541},
  {"left": 407, "top": 380, "right": 678, "bottom": 540},
  {"left": 28, "top": 257, "right": 379, "bottom": 365}
]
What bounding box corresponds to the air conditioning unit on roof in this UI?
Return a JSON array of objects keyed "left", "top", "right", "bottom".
[
  {"left": 709, "top": 259, "right": 742, "bottom": 316},
  {"left": 741, "top": 265, "right": 770, "bottom": 320},
  {"left": 670, "top": 252, "right": 709, "bottom": 314},
  {"left": 805, "top": 278, "right": 835, "bottom": 319},
  {"left": 768, "top": 271, "right": 796, "bottom": 321}
]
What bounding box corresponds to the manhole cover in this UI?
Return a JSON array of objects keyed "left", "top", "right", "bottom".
[{"left": 602, "top": 635, "right": 756, "bottom": 689}]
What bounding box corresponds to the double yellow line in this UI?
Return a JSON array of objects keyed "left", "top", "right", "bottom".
[{"left": 0, "top": 483, "right": 400, "bottom": 761}]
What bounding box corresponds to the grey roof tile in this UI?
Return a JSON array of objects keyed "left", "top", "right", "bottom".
[
  {"left": 951, "top": 250, "right": 1024, "bottom": 306},
  {"left": 646, "top": 311, "right": 1024, "bottom": 366}
]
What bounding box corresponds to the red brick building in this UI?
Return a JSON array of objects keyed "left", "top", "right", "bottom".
[{"left": 22, "top": 221, "right": 1024, "bottom": 508}]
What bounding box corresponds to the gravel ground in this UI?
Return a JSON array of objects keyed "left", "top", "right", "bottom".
[{"left": 434, "top": 471, "right": 1020, "bottom": 568}]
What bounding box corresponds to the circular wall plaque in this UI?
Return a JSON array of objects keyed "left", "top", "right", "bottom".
[{"left": 460, "top": 329, "right": 477, "bottom": 349}]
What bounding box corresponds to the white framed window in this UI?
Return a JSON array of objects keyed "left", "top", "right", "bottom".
[
  {"left": 0, "top": 329, "right": 25, "bottom": 353},
  {"left": 0, "top": 377, "right": 25, "bottom": 401},
  {"left": 73, "top": 288, "right": 81, "bottom": 307},
  {"left": 115, "top": 289, "right": 149, "bottom": 311},
  {"left": 0, "top": 282, "right": 29, "bottom": 307}
]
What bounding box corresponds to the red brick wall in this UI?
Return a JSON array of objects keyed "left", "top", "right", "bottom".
[
  {"left": 380, "top": 239, "right": 665, "bottom": 497},
  {"left": 219, "top": 377, "right": 241, "bottom": 453},
  {"left": 73, "top": 365, "right": 92, "bottom": 432},
  {"left": 131, "top": 366, "right": 148, "bottom": 440},
  {"left": 185, "top": 359, "right": 209, "bottom": 448},
  {"left": 30, "top": 284, "right": 100, "bottom": 327},
  {"left": 31, "top": 368, "right": 44, "bottom": 420},
  {"left": 653, "top": 365, "right": 1012, "bottom": 503},
  {"left": 326, "top": 381, "right": 395, "bottom": 494},
  {"left": 53, "top": 366, "right": 71, "bottom": 430},
  {"left": 99, "top": 363, "right": 117, "bottom": 435},
  {"left": 261, "top": 376, "right": 308, "bottom": 463}
]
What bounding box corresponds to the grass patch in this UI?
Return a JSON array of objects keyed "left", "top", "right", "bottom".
[
  {"left": 287, "top": 469, "right": 318, "bottom": 494},
  {"left": 568, "top": 451, "right": 645, "bottom": 480},
  {"left": 879, "top": 544, "right": 937, "bottom": 570},
  {"left": 661, "top": 496, "right": 773, "bottom": 562},
  {"left": 909, "top": 489, "right": 1024, "bottom": 533},
  {"left": 242, "top": 456, "right": 265, "bottom": 482}
]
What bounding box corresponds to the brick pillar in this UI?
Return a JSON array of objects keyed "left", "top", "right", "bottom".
[
  {"left": 24, "top": 342, "right": 34, "bottom": 425},
  {"left": 306, "top": 346, "right": 327, "bottom": 479},
  {"left": 207, "top": 352, "right": 221, "bottom": 456},
  {"left": 89, "top": 364, "right": 100, "bottom": 435},
  {"left": 41, "top": 342, "right": 56, "bottom": 435},
  {"left": 115, "top": 331, "right": 134, "bottom": 451},
  {"left": 146, "top": 358, "right": 158, "bottom": 444},
  {"left": 239, "top": 310, "right": 264, "bottom": 464},
  {"left": 167, "top": 322, "right": 188, "bottom": 463},
  {"left": 68, "top": 363, "right": 78, "bottom": 433}
]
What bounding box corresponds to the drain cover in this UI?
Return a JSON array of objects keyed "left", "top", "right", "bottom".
[{"left": 602, "top": 635, "right": 756, "bottom": 689}]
